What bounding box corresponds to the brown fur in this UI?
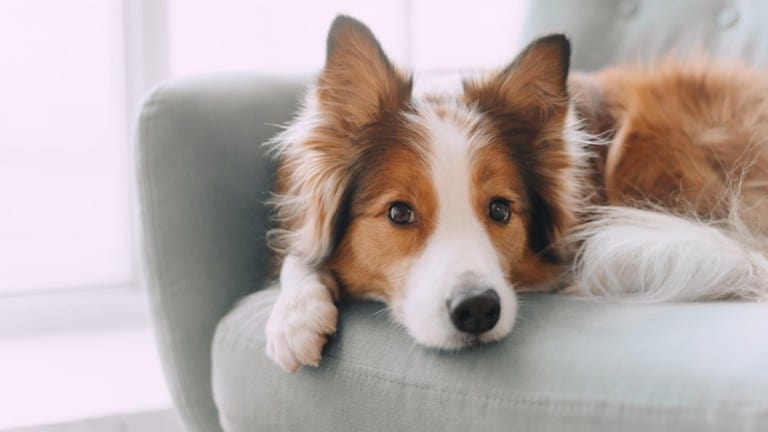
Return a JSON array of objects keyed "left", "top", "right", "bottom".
[
  {"left": 327, "top": 115, "right": 434, "bottom": 301},
  {"left": 463, "top": 35, "right": 580, "bottom": 264},
  {"left": 572, "top": 59, "right": 768, "bottom": 232},
  {"left": 470, "top": 143, "right": 562, "bottom": 287},
  {"left": 270, "top": 16, "right": 412, "bottom": 266}
]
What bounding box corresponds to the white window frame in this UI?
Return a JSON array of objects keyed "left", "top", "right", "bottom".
[{"left": 3, "top": 0, "right": 172, "bottom": 334}]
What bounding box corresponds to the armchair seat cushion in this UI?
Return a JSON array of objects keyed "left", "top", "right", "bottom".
[{"left": 212, "top": 290, "right": 768, "bottom": 431}]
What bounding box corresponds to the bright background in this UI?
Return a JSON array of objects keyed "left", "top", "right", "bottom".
[
  {"left": 0, "top": 0, "right": 528, "bottom": 429},
  {"left": 1, "top": 0, "right": 529, "bottom": 296}
]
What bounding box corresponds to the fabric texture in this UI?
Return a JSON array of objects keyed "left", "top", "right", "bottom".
[
  {"left": 136, "top": 1, "right": 768, "bottom": 431},
  {"left": 522, "top": 0, "right": 768, "bottom": 71},
  {"left": 214, "top": 290, "right": 768, "bottom": 432},
  {"left": 136, "top": 74, "right": 305, "bottom": 431}
]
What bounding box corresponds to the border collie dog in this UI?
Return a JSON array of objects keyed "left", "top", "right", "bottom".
[{"left": 264, "top": 16, "right": 768, "bottom": 372}]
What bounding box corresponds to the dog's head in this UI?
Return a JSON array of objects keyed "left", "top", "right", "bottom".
[{"left": 271, "top": 16, "right": 581, "bottom": 349}]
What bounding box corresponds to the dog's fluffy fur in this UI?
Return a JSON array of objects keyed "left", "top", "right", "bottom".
[
  {"left": 263, "top": 16, "right": 768, "bottom": 372},
  {"left": 566, "top": 60, "right": 768, "bottom": 302}
]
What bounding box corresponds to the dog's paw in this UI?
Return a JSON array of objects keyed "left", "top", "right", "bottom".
[{"left": 265, "top": 280, "right": 338, "bottom": 373}]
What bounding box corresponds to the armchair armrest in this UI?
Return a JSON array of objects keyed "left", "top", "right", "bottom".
[{"left": 135, "top": 74, "right": 306, "bottom": 431}]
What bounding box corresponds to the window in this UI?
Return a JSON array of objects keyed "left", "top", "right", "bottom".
[
  {"left": 0, "top": 0, "right": 133, "bottom": 295},
  {"left": 1, "top": 0, "right": 528, "bottom": 298},
  {"left": 168, "top": 0, "right": 529, "bottom": 76},
  {"left": 168, "top": 1, "right": 410, "bottom": 76}
]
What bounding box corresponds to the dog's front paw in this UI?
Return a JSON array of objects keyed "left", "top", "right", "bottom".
[{"left": 265, "top": 281, "right": 338, "bottom": 373}]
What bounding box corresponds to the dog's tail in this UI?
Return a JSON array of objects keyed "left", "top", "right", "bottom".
[{"left": 564, "top": 206, "right": 768, "bottom": 302}]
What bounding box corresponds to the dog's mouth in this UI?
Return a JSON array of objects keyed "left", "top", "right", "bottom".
[
  {"left": 434, "top": 326, "right": 508, "bottom": 351},
  {"left": 433, "top": 333, "right": 480, "bottom": 351},
  {"left": 461, "top": 334, "right": 489, "bottom": 349}
]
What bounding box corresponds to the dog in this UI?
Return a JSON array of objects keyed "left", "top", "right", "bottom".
[{"left": 263, "top": 15, "right": 768, "bottom": 372}]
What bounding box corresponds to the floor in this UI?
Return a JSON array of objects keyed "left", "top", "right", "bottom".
[{"left": 7, "top": 410, "right": 183, "bottom": 432}]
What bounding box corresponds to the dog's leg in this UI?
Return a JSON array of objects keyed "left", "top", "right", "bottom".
[{"left": 265, "top": 254, "right": 339, "bottom": 372}]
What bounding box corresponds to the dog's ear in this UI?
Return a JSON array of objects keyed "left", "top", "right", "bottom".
[
  {"left": 464, "top": 34, "right": 570, "bottom": 126},
  {"left": 318, "top": 15, "right": 412, "bottom": 132},
  {"left": 464, "top": 35, "right": 576, "bottom": 259},
  {"left": 569, "top": 72, "right": 615, "bottom": 135},
  {"left": 270, "top": 16, "right": 411, "bottom": 267}
]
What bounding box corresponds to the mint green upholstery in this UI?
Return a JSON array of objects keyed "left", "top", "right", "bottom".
[
  {"left": 136, "top": 2, "right": 768, "bottom": 431},
  {"left": 137, "top": 75, "right": 305, "bottom": 431},
  {"left": 522, "top": 0, "right": 768, "bottom": 71},
  {"left": 214, "top": 291, "right": 768, "bottom": 431}
]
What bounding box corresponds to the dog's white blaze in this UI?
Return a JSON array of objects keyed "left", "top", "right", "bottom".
[{"left": 401, "top": 104, "right": 517, "bottom": 349}]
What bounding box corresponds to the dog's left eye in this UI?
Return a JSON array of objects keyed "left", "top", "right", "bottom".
[
  {"left": 488, "top": 199, "right": 511, "bottom": 224},
  {"left": 388, "top": 202, "right": 416, "bottom": 225}
]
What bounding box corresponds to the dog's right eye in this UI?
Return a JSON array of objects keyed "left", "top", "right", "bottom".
[
  {"left": 388, "top": 202, "right": 416, "bottom": 225},
  {"left": 488, "top": 198, "right": 511, "bottom": 224}
]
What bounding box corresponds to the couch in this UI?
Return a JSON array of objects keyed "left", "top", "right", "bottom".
[{"left": 136, "top": 1, "right": 768, "bottom": 430}]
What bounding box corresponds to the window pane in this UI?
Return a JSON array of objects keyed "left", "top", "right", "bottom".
[
  {"left": 0, "top": 1, "right": 133, "bottom": 293},
  {"left": 169, "top": 0, "right": 529, "bottom": 77},
  {"left": 168, "top": 0, "right": 409, "bottom": 77},
  {"left": 411, "top": 0, "right": 529, "bottom": 72}
]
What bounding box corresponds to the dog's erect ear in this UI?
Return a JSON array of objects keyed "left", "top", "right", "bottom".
[
  {"left": 464, "top": 34, "right": 571, "bottom": 125},
  {"left": 568, "top": 71, "right": 615, "bottom": 135},
  {"left": 464, "top": 35, "right": 575, "bottom": 260},
  {"left": 318, "top": 15, "right": 412, "bottom": 131},
  {"left": 270, "top": 16, "right": 411, "bottom": 267}
]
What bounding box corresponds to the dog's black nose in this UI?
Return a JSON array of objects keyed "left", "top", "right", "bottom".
[{"left": 448, "top": 289, "right": 500, "bottom": 334}]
